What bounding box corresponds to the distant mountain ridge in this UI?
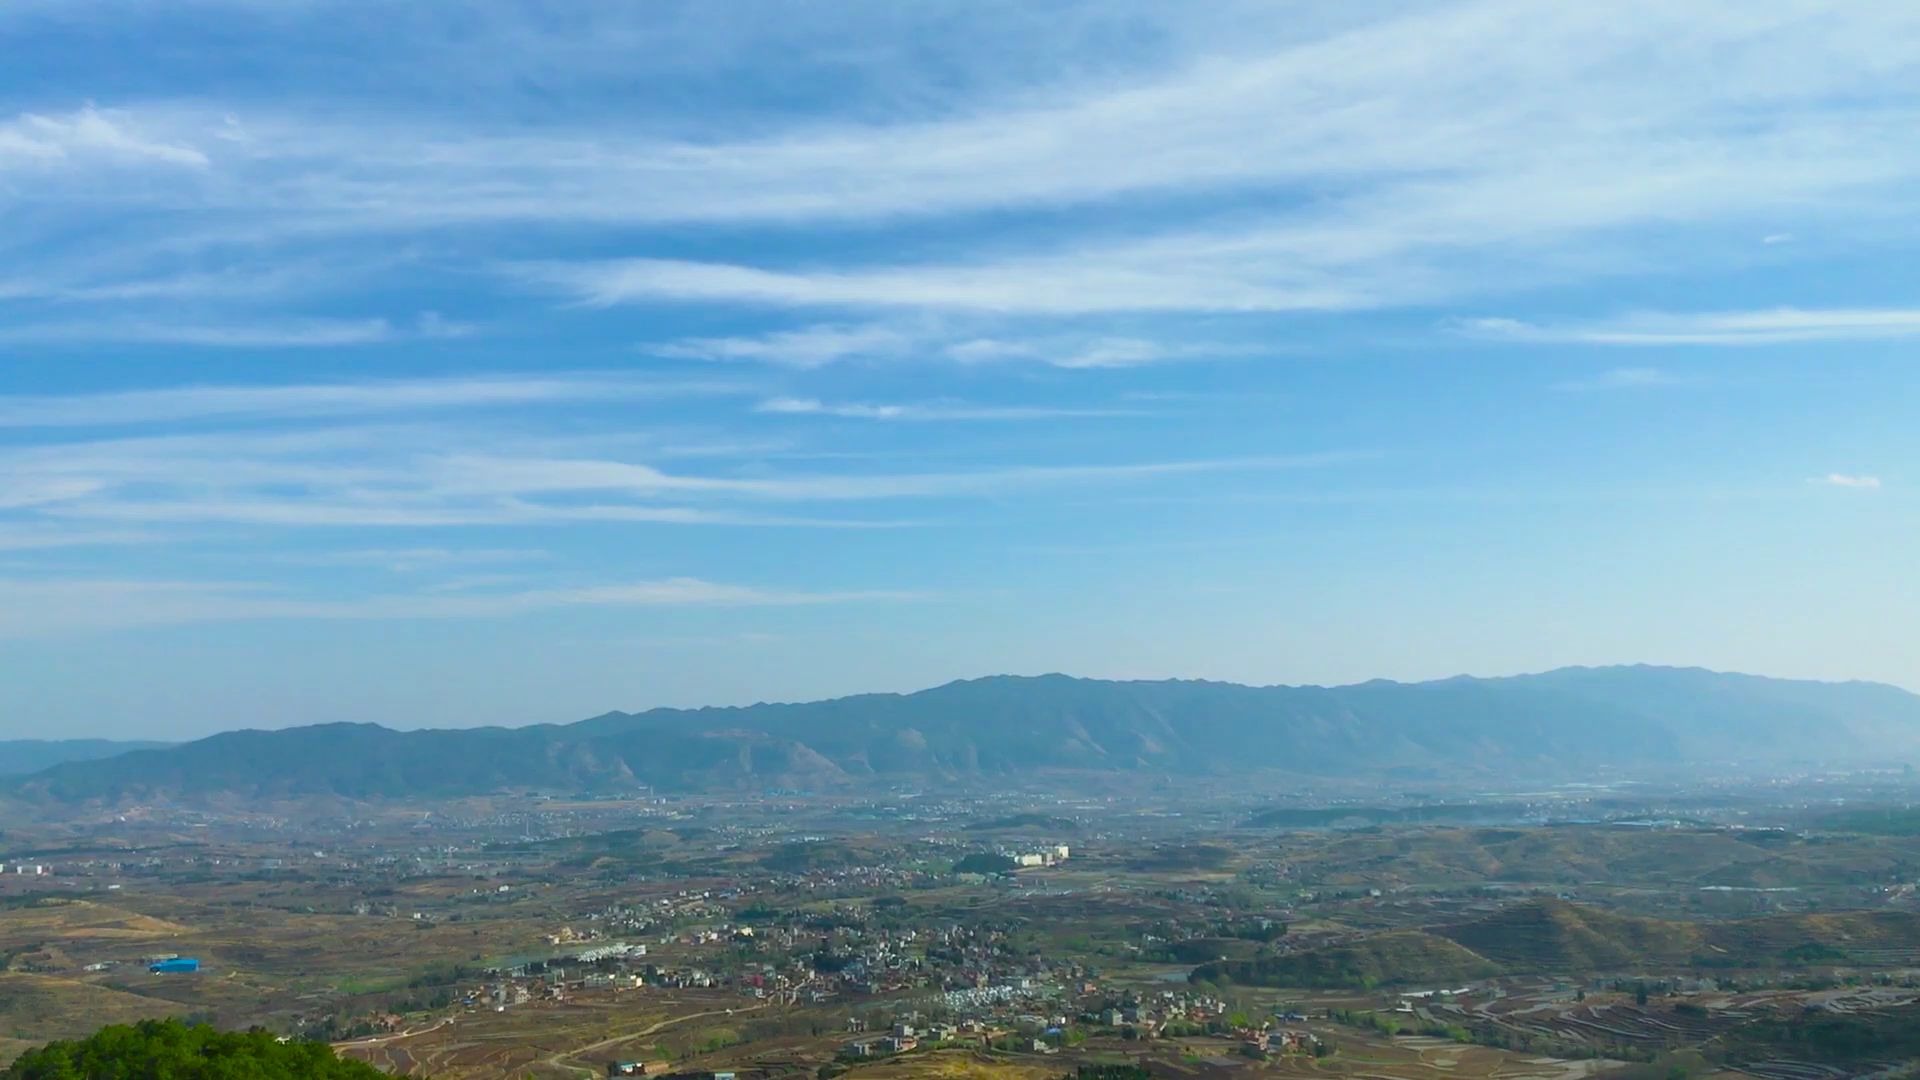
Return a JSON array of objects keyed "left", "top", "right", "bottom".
[
  {"left": 0, "top": 739, "right": 172, "bottom": 777},
  {"left": 12, "top": 666, "right": 1920, "bottom": 802}
]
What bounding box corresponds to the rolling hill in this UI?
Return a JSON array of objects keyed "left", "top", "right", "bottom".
[
  {"left": 12, "top": 665, "right": 1920, "bottom": 802},
  {"left": 1191, "top": 931, "right": 1501, "bottom": 988},
  {"left": 1435, "top": 899, "right": 1704, "bottom": 970},
  {"left": 1195, "top": 900, "right": 1920, "bottom": 987}
]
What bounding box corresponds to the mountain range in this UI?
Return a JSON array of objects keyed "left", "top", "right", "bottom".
[{"left": 11, "top": 666, "right": 1920, "bottom": 803}]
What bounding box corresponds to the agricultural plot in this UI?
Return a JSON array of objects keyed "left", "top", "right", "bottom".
[{"left": 339, "top": 992, "right": 766, "bottom": 1080}]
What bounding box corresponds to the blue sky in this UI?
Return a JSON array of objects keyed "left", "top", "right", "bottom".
[{"left": 3, "top": 1, "right": 1918, "bottom": 739}]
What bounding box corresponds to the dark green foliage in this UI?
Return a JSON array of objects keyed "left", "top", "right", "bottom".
[
  {"left": 1223, "top": 918, "right": 1287, "bottom": 943},
  {"left": 1126, "top": 845, "right": 1232, "bottom": 872},
  {"left": 1329, "top": 1010, "right": 1469, "bottom": 1043},
  {"left": 1815, "top": 807, "right": 1920, "bottom": 835},
  {"left": 954, "top": 852, "right": 1017, "bottom": 875},
  {"left": 1194, "top": 931, "right": 1501, "bottom": 988},
  {"left": 5, "top": 1020, "right": 394, "bottom": 1080},
  {"left": 1777, "top": 942, "right": 1847, "bottom": 964},
  {"left": 761, "top": 842, "right": 865, "bottom": 873},
  {"left": 1148, "top": 938, "right": 1255, "bottom": 965},
  {"left": 1737, "top": 1013, "right": 1920, "bottom": 1061},
  {"left": 963, "top": 813, "right": 1079, "bottom": 832},
  {"left": 1067, "top": 1066, "right": 1153, "bottom": 1080},
  {"left": 810, "top": 950, "right": 855, "bottom": 973}
]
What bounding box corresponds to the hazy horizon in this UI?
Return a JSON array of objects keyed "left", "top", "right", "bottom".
[
  {"left": 9, "top": 662, "right": 1917, "bottom": 744},
  {"left": 5, "top": 2, "right": 1918, "bottom": 740}
]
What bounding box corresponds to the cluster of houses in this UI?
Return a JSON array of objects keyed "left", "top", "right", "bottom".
[
  {"left": 1088, "top": 989, "right": 1238, "bottom": 1038},
  {"left": 832, "top": 986, "right": 1329, "bottom": 1061},
  {"left": 574, "top": 942, "right": 650, "bottom": 963},
  {"left": 842, "top": 1018, "right": 1056, "bottom": 1059},
  {"left": 1249, "top": 1027, "right": 1321, "bottom": 1056}
]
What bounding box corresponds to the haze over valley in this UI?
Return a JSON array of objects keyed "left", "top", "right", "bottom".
[
  {"left": 5, "top": 4, "right": 1920, "bottom": 1080},
  {"left": 9, "top": 666, "right": 1920, "bottom": 804}
]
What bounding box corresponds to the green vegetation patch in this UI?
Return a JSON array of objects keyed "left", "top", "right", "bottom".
[{"left": 5, "top": 1020, "right": 394, "bottom": 1080}]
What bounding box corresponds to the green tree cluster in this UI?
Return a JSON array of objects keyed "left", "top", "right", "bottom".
[{"left": 5, "top": 1020, "right": 394, "bottom": 1080}]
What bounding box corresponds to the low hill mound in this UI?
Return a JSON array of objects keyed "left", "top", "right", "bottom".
[
  {"left": 1437, "top": 899, "right": 1704, "bottom": 971},
  {"left": 0, "top": 975, "right": 183, "bottom": 1045},
  {"left": 1201, "top": 901, "right": 1920, "bottom": 988},
  {"left": 1708, "top": 910, "right": 1920, "bottom": 963},
  {"left": 0, "top": 899, "right": 192, "bottom": 940},
  {"left": 1191, "top": 931, "right": 1500, "bottom": 988}
]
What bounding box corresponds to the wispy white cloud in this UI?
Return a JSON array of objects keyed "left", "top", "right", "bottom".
[
  {"left": 651, "top": 321, "right": 1245, "bottom": 369},
  {"left": 0, "top": 421, "right": 1356, "bottom": 531},
  {"left": 0, "top": 313, "right": 471, "bottom": 348},
  {"left": 0, "top": 106, "right": 208, "bottom": 170},
  {"left": 524, "top": 253, "right": 1362, "bottom": 315},
  {"left": 0, "top": 373, "right": 746, "bottom": 428},
  {"left": 1047, "top": 338, "right": 1210, "bottom": 370},
  {"left": 13, "top": 5, "right": 1919, "bottom": 321},
  {"left": 0, "top": 476, "right": 117, "bottom": 510},
  {"left": 1459, "top": 308, "right": 1920, "bottom": 346},
  {"left": 277, "top": 547, "right": 552, "bottom": 573},
  {"left": 30, "top": 6, "right": 1920, "bottom": 230},
  {"left": 416, "top": 452, "right": 1348, "bottom": 503},
  {"left": 0, "top": 524, "right": 161, "bottom": 552},
  {"left": 0, "top": 251, "right": 411, "bottom": 306},
  {"left": 946, "top": 335, "right": 1244, "bottom": 369},
  {"left": 652, "top": 324, "right": 916, "bottom": 368},
  {"left": 1813, "top": 473, "right": 1883, "bottom": 490},
  {"left": 753, "top": 397, "right": 1133, "bottom": 422},
  {"left": 0, "top": 575, "right": 925, "bottom": 637},
  {"left": 52, "top": 497, "right": 868, "bottom": 530},
  {"left": 1554, "top": 367, "right": 1697, "bottom": 392}
]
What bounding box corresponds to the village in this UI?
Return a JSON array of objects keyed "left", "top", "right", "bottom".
[{"left": 10, "top": 778, "right": 1920, "bottom": 1080}]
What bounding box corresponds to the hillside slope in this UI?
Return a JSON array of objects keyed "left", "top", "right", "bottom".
[
  {"left": 14, "top": 666, "right": 1920, "bottom": 801},
  {"left": 1436, "top": 899, "right": 1704, "bottom": 970}
]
